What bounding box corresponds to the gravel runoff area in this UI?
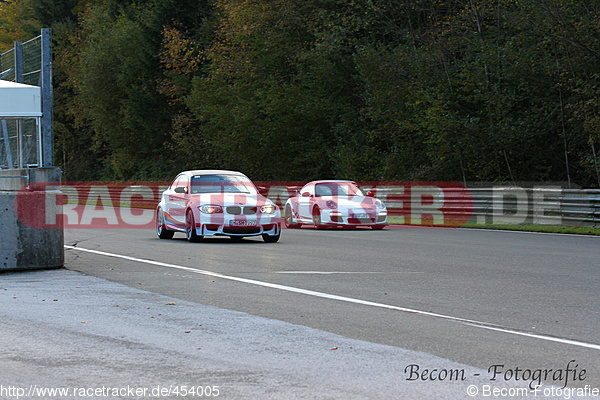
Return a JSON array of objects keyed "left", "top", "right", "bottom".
[{"left": 0, "top": 269, "right": 589, "bottom": 400}]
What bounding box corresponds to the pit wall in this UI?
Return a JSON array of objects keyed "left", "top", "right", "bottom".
[{"left": 0, "top": 168, "right": 63, "bottom": 271}]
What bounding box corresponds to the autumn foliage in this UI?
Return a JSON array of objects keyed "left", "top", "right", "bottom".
[{"left": 2, "top": 0, "right": 600, "bottom": 187}]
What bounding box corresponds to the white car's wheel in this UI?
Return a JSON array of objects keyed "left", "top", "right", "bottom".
[
  {"left": 312, "top": 206, "right": 323, "bottom": 229},
  {"left": 284, "top": 205, "right": 301, "bottom": 228},
  {"left": 156, "top": 208, "right": 174, "bottom": 239},
  {"left": 185, "top": 209, "right": 202, "bottom": 242}
]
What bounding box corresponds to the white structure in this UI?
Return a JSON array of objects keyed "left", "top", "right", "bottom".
[
  {"left": 0, "top": 80, "right": 43, "bottom": 168},
  {"left": 0, "top": 80, "right": 42, "bottom": 117}
]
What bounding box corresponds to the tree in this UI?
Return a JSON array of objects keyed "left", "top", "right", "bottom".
[
  {"left": 0, "top": 0, "right": 39, "bottom": 52},
  {"left": 58, "top": 0, "right": 213, "bottom": 179}
]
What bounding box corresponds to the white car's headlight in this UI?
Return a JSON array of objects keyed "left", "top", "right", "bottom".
[
  {"left": 260, "top": 204, "right": 277, "bottom": 214},
  {"left": 375, "top": 199, "right": 387, "bottom": 210},
  {"left": 199, "top": 205, "right": 223, "bottom": 214}
]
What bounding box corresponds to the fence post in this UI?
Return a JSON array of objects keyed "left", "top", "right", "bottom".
[
  {"left": 1, "top": 120, "right": 13, "bottom": 168},
  {"left": 14, "top": 42, "right": 23, "bottom": 83},
  {"left": 14, "top": 42, "right": 24, "bottom": 168},
  {"left": 41, "top": 28, "right": 53, "bottom": 167}
]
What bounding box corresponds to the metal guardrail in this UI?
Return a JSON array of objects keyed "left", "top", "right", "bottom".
[
  {"left": 372, "top": 186, "right": 600, "bottom": 227},
  {"left": 468, "top": 187, "right": 600, "bottom": 227},
  {"left": 56, "top": 183, "right": 600, "bottom": 228}
]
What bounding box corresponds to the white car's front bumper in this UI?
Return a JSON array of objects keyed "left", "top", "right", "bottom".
[
  {"left": 195, "top": 213, "right": 281, "bottom": 237},
  {"left": 323, "top": 210, "right": 388, "bottom": 226}
]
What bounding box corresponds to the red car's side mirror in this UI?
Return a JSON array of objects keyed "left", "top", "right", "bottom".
[{"left": 367, "top": 191, "right": 375, "bottom": 197}]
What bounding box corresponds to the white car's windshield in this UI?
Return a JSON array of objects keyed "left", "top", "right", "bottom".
[
  {"left": 191, "top": 174, "right": 256, "bottom": 194},
  {"left": 314, "top": 182, "right": 364, "bottom": 197}
]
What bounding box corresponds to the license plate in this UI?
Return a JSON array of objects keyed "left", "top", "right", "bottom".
[
  {"left": 229, "top": 220, "right": 257, "bottom": 227},
  {"left": 350, "top": 213, "right": 370, "bottom": 219}
]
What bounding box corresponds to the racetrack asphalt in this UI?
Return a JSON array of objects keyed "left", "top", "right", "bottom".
[{"left": 0, "top": 268, "right": 582, "bottom": 400}]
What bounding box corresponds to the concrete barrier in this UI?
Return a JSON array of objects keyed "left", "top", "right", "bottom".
[{"left": 0, "top": 167, "right": 63, "bottom": 271}]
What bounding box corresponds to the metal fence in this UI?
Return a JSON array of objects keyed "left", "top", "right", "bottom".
[
  {"left": 0, "top": 47, "right": 15, "bottom": 81},
  {"left": 0, "top": 29, "right": 52, "bottom": 169},
  {"left": 0, "top": 35, "right": 42, "bottom": 85}
]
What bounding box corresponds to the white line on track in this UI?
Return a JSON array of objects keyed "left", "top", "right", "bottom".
[
  {"left": 273, "top": 271, "right": 424, "bottom": 275},
  {"left": 65, "top": 245, "right": 600, "bottom": 351}
]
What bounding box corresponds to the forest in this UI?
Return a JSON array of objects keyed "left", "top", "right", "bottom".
[{"left": 1, "top": 0, "right": 600, "bottom": 187}]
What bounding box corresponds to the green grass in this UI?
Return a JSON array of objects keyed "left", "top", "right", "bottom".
[
  {"left": 386, "top": 216, "right": 600, "bottom": 236},
  {"left": 460, "top": 222, "right": 600, "bottom": 236}
]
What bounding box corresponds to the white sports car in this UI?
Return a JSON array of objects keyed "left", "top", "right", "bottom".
[
  {"left": 283, "top": 180, "right": 387, "bottom": 229},
  {"left": 156, "top": 170, "right": 281, "bottom": 242}
]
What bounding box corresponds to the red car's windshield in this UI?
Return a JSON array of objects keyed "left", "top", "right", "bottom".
[{"left": 314, "top": 182, "right": 364, "bottom": 197}]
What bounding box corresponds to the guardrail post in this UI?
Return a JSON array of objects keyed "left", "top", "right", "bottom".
[{"left": 492, "top": 187, "right": 529, "bottom": 224}]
